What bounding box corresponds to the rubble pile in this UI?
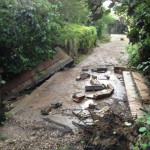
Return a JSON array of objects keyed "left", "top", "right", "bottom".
[{"left": 73, "top": 107, "right": 139, "bottom": 150}]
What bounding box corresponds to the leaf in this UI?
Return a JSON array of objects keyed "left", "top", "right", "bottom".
[
  {"left": 146, "top": 119, "right": 150, "bottom": 125},
  {"left": 139, "top": 127, "right": 147, "bottom": 133},
  {"left": 135, "top": 117, "right": 144, "bottom": 123}
]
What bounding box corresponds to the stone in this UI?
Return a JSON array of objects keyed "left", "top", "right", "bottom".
[
  {"left": 86, "top": 94, "right": 94, "bottom": 99},
  {"left": 51, "top": 102, "right": 62, "bottom": 108},
  {"left": 94, "top": 106, "right": 110, "bottom": 117},
  {"left": 72, "top": 92, "right": 85, "bottom": 103},
  {"left": 85, "top": 85, "right": 106, "bottom": 92},
  {"left": 80, "top": 73, "right": 90, "bottom": 80},
  {"left": 90, "top": 79, "right": 100, "bottom": 85},
  {"left": 82, "top": 68, "right": 89, "bottom": 71},
  {"left": 88, "top": 103, "right": 97, "bottom": 109},
  {"left": 76, "top": 73, "right": 90, "bottom": 81},
  {"left": 105, "top": 74, "right": 110, "bottom": 80},
  {"left": 41, "top": 106, "right": 52, "bottom": 115},
  {"left": 114, "top": 67, "right": 126, "bottom": 74},
  {"left": 0, "top": 142, "right": 4, "bottom": 148},
  {"left": 5, "top": 103, "right": 14, "bottom": 111},
  {"left": 93, "top": 84, "right": 114, "bottom": 100},
  {"left": 91, "top": 67, "right": 107, "bottom": 73},
  {"left": 92, "top": 75, "right": 97, "bottom": 79},
  {"left": 75, "top": 76, "right": 81, "bottom": 81}
]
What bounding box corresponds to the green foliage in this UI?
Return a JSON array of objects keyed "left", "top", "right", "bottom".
[
  {"left": 126, "top": 43, "right": 141, "bottom": 66},
  {"left": 58, "top": 23, "right": 97, "bottom": 58},
  {"left": 0, "top": 0, "right": 61, "bottom": 80},
  {"left": 113, "top": 0, "right": 150, "bottom": 75},
  {"left": 60, "top": 0, "right": 89, "bottom": 24},
  {"left": 137, "top": 58, "right": 150, "bottom": 75},
  {"left": 86, "top": 0, "right": 106, "bottom": 23},
  {"left": 95, "top": 14, "right": 115, "bottom": 42},
  {"left": 134, "top": 112, "right": 150, "bottom": 150}
]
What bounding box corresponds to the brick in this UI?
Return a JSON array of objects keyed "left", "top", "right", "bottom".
[
  {"left": 114, "top": 67, "right": 126, "bottom": 74},
  {"left": 123, "top": 71, "right": 144, "bottom": 118},
  {"left": 73, "top": 92, "right": 85, "bottom": 103},
  {"left": 132, "top": 72, "right": 150, "bottom": 104}
]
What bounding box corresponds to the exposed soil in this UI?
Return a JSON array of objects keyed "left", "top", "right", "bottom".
[{"left": 0, "top": 34, "right": 130, "bottom": 150}]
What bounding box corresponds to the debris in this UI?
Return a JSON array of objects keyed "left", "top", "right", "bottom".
[
  {"left": 76, "top": 76, "right": 81, "bottom": 81},
  {"left": 91, "top": 67, "right": 107, "bottom": 73},
  {"left": 82, "top": 68, "right": 89, "bottom": 71},
  {"left": 73, "top": 92, "right": 85, "bottom": 103},
  {"left": 80, "top": 73, "right": 90, "bottom": 80},
  {"left": 72, "top": 107, "right": 137, "bottom": 149},
  {"left": 90, "top": 79, "right": 100, "bottom": 85},
  {"left": 80, "top": 100, "right": 97, "bottom": 109},
  {"left": 91, "top": 75, "right": 97, "bottom": 79},
  {"left": 105, "top": 74, "right": 110, "bottom": 80},
  {"left": 51, "top": 102, "right": 62, "bottom": 108},
  {"left": 88, "top": 103, "right": 97, "bottom": 109},
  {"left": 124, "top": 122, "right": 132, "bottom": 127},
  {"left": 85, "top": 85, "right": 106, "bottom": 92},
  {"left": 114, "top": 66, "right": 126, "bottom": 74},
  {"left": 86, "top": 94, "right": 94, "bottom": 99},
  {"left": 94, "top": 106, "right": 110, "bottom": 117},
  {"left": 76, "top": 73, "right": 90, "bottom": 81},
  {"left": 72, "top": 110, "right": 91, "bottom": 119},
  {"left": 93, "top": 84, "right": 114, "bottom": 100},
  {"left": 41, "top": 106, "right": 52, "bottom": 115}
]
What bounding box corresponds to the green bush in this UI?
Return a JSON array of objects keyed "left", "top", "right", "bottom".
[
  {"left": 0, "top": 0, "right": 61, "bottom": 80},
  {"left": 126, "top": 43, "right": 141, "bottom": 66},
  {"left": 94, "top": 14, "right": 115, "bottom": 42},
  {"left": 58, "top": 24, "right": 97, "bottom": 57}
]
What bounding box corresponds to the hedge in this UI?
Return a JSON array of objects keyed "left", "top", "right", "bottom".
[
  {"left": 0, "top": 0, "right": 61, "bottom": 80},
  {"left": 58, "top": 24, "right": 97, "bottom": 57}
]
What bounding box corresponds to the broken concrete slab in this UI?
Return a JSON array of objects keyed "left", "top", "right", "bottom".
[
  {"left": 90, "top": 79, "right": 100, "bottom": 85},
  {"left": 86, "top": 94, "right": 94, "bottom": 99},
  {"left": 91, "top": 67, "right": 107, "bottom": 73},
  {"left": 72, "top": 92, "right": 85, "bottom": 103},
  {"left": 80, "top": 99, "right": 97, "bottom": 109},
  {"left": 80, "top": 73, "right": 90, "bottom": 79},
  {"left": 72, "top": 110, "right": 90, "bottom": 119},
  {"left": 85, "top": 85, "right": 106, "bottom": 92},
  {"left": 93, "top": 84, "right": 114, "bottom": 100},
  {"left": 76, "top": 73, "right": 90, "bottom": 81},
  {"left": 41, "top": 106, "right": 52, "bottom": 115}
]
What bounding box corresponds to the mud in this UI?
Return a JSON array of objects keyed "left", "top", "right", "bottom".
[{"left": 0, "top": 34, "right": 129, "bottom": 149}]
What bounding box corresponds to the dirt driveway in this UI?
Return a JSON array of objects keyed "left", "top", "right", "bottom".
[{"left": 0, "top": 34, "right": 129, "bottom": 150}]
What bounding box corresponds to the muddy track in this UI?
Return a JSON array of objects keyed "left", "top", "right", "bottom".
[{"left": 0, "top": 34, "right": 129, "bottom": 150}]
